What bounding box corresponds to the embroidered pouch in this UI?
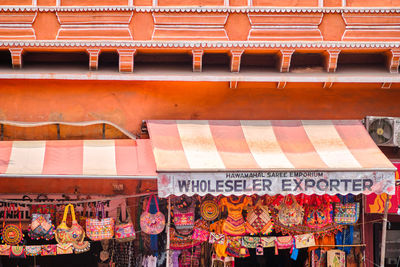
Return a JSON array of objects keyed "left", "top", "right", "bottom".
[
  {"left": 275, "top": 236, "right": 293, "bottom": 255},
  {"left": 55, "top": 204, "right": 85, "bottom": 244},
  {"left": 115, "top": 205, "right": 135, "bottom": 243},
  {"left": 242, "top": 236, "right": 260, "bottom": 248},
  {"left": 192, "top": 228, "right": 210, "bottom": 242},
  {"left": 226, "top": 236, "right": 249, "bottom": 258},
  {"left": 140, "top": 195, "right": 165, "bottom": 235},
  {"left": 305, "top": 205, "right": 332, "bottom": 229},
  {"left": 57, "top": 243, "right": 74, "bottom": 254},
  {"left": 25, "top": 245, "right": 42, "bottom": 256},
  {"left": 10, "top": 246, "right": 25, "bottom": 258},
  {"left": 334, "top": 203, "right": 360, "bottom": 225},
  {"left": 208, "top": 233, "right": 225, "bottom": 245},
  {"left": 295, "top": 233, "right": 316, "bottom": 249},
  {"left": 2, "top": 205, "right": 24, "bottom": 245},
  {"left": 200, "top": 199, "right": 220, "bottom": 221},
  {"left": 41, "top": 244, "right": 57, "bottom": 256},
  {"left": 260, "top": 237, "right": 276, "bottom": 248},
  {"left": 73, "top": 241, "right": 90, "bottom": 254},
  {"left": 278, "top": 196, "right": 304, "bottom": 227},
  {"left": 29, "top": 213, "right": 55, "bottom": 240},
  {"left": 246, "top": 203, "right": 274, "bottom": 235},
  {"left": 86, "top": 202, "right": 114, "bottom": 241},
  {"left": 0, "top": 244, "right": 10, "bottom": 256}
]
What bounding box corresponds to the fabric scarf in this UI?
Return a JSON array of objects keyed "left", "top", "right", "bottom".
[
  {"left": 149, "top": 196, "right": 158, "bottom": 256},
  {"left": 335, "top": 226, "right": 353, "bottom": 254}
]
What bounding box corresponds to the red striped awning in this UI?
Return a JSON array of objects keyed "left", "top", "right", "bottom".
[
  {"left": 147, "top": 120, "right": 396, "bottom": 197},
  {"left": 0, "top": 139, "right": 156, "bottom": 178}
]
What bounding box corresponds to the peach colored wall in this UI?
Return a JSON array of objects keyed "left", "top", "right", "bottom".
[{"left": 0, "top": 80, "right": 399, "bottom": 138}]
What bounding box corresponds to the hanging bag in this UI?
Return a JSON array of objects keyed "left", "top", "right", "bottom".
[
  {"left": 55, "top": 204, "right": 85, "bottom": 244},
  {"left": 31, "top": 194, "right": 57, "bottom": 222},
  {"left": 1, "top": 205, "right": 23, "bottom": 245},
  {"left": 208, "top": 233, "right": 225, "bottom": 245},
  {"left": 25, "top": 245, "right": 42, "bottom": 256},
  {"left": 10, "top": 245, "right": 25, "bottom": 258},
  {"left": 73, "top": 241, "right": 90, "bottom": 254},
  {"left": 28, "top": 213, "right": 55, "bottom": 240},
  {"left": 41, "top": 244, "right": 57, "bottom": 256},
  {"left": 115, "top": 205, "right": 136, "bottom": 243},
  {"left": 304, "top": 204, "right": 332, "bottom": 229},
  {"left": 140, "top": 195, "right": 165, "bottom": 235},
  {"left": 200, "top": 199, "right": 220, "bottom": 222},
  {"left": 86, "top": 202, "right": 115, "bottom": 241},
  {"left": 56, "top": 243, "right": 74, "bottom": 255},
  {"left": 277, "top": 195, "right": 304, "bottom": 227},
  {"left": 334, "top": 202, "right": 360, "bottom": 225},
  {"left": 0, "top": 244, "right": 10, "bottom": 256},
  {"left": 294, "top": 233, "right": 316, "bottom": 249},
  {"left": 275, "top": 236, "right": 293, "bottom": 255}
]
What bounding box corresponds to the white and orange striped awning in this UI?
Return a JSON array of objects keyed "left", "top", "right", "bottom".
[
  {"left": 0, "top": 139, "right": 157, "bottom": 178},
  {"left": 147, "top": 120, "right": 396, "bottom": 197}
]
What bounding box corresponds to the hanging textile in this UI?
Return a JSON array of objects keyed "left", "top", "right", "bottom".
[{"left": 220, "top": 196, "right": 251, "bottom": 236}]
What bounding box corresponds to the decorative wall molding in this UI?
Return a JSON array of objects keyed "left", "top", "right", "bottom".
[
  {"left": 2, "top": 6, "right": 400, "bottom": 14},
  {"left": 9, "top": 48, "right": 23, "bottom": 69},
  {"left": 387, "top": 49, "right": 400, "bottom": 74},
  {"left": 278, "top": 49, "right": 295, "bottom": 72},
  {"left": 0, "top": 12, "right": 37, "bottom": 40},
  {"left": 118, "top": 48, "right": 136, "bottom": 72},
  {"left": 192, "top": 49, "right": 204, "bottom": 72},
  {"left": 87, "top": 48, "right": 100, "bottom": 70},
  {"left": 323, "top": 49, "right": 340, "bottom": 72},
  {"left": 229, "top": 49, "right": 244, "bottom": 72}
]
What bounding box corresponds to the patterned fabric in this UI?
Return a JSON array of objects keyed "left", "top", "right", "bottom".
[
  {"left": 41, "top": 244, "right": 57, "bottom": 256},
  {"left": 115, "top": 206, "right": 136, "bottom": 243},
  {"left": 334, "top": 203, "right": 360, "bottom": 225},
  {"left": 208, "top": 233, "right": 225, "bottom": 245},
  {"left": 260, "top": 237, "right": 276, "bottom": 248},
  {"left": 246, "top": 201, "right": 273, "bottom": 235},
  {"left": 275, "top": 236, "right": 293, "bottom": 255},
  {"left": 2, "top": 205, "right": 23, "bottom": 245},
  {"left": 73, "top": 241, "right": 90, "bottom": 254},
  {"left": 56, "top": 243, "right": 74, "bottom": 254},
  {"left": 226, "top": 236, "right": 249, "bottom": 258},
  {"left": 170, "top": 219, "right": 207, "bottom": 250},
  {"left": 86, "top": 203, "right": 115, "bottom": 241},
  {"left": 200, "top": 199, "right": 220, "bottom": 221},
  {"left": 311, "top": 249, "right": 327, "bottom": 267},
  {"left": 220, "top": 196, "right": 251, "bottom": 236},
  {"left": 180, "top": 246, "right": 201, "bottom": 267},
  {"left": 192, "top": 228, "right": 210, "bottom": 242},
  {"left": 327, "top": 249, "right": 346, "bottom": 267},
  {"left": 277, "top": 196, "right": 304, "bottom": 227},
  {"left": 305, "top": 205, "right": 333, "bottom": 229},
  {"left": 295, "top": 234, "right": 316, "bottom": 249},
  {"left": 25, "top": 245, "right": 42, "bottom": 256},
  {"left": 29, "top": 213, "right": 55, "bottom": 240},
  {"left": 55, "top": 204, "right": 85, "bottom": 244},
  {"left": 242, "top": 236, "right": 260, "bottom": 248},
  {"left": 10, "top": 246, "right": 25, "bottom": 258},
  {"left": 0, "top": 244, "right": 10, "bottom": 256},
  {"left": 173, "top": 198, "right": 195, "bottom": 232},
  {"left": 140, "top": 195, "right": 165, "bottom": 235}
]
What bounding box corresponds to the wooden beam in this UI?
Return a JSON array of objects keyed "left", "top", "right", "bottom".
[
  {"left": 278, "top": 49, "right": 295, "bottom": 72},
  {"left": 229, "top": 49, "right": 244, "bottom": 73},
  {"left": 9, "top": 48, "right": 23, "bottom": 69},
  {"left": 324, "top": 49, "right": 341, "bottom": 73},
  {"left": 87, "top": 48, "right": 100, "bottom": 71},
  {"left": 192, "top": 49, "right": 204, "bottom": 72},
  {"left": 117, "top": 49, "right": 136, "bottom": 73}
]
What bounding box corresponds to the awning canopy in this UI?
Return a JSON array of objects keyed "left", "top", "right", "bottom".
[
  {"left": 147, "top": 120, "right": 396, "bottom": 197},
  {"left": 0, "top": 139, "right": 157, "bottom": 179}
]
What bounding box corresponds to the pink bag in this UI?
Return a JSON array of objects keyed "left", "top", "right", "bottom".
[
  {"left": 86, "top": 203, "right": 115, "bottom": 241},
  {"left": 192, "top": 228, "right": 210, "bottom": 242},
  {"left": 140, "top": 195, "right": 165, "bottom": 235},
  {"left": 275, "top": 236, "right": 293, "bottom": 255}
]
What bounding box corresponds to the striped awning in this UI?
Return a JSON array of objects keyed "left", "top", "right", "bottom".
[
  {"left": 147, "top": 120, "right": 396, "bottom": 197},
  {"left": 0, "top": 139, "right": 157, "bottom": 178}
]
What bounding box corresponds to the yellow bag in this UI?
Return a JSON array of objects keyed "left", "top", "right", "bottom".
[{"left": 55, "top": 204, "right": 85, "bottom": 244}]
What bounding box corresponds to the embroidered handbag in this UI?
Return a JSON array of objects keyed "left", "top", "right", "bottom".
[
  {"left": 192, "top": 228, "right": 210, "bottom": 242},
  {"left": 73, "top": 241, "right": 90, "bottom": 254},
  {"left": 242, "top": 236, "right": 260, "bottom": 248},
  {"left": 0, "top": 244, "right": 10, "bottom": 256},
  {"left": 1, "top": 205, "right": 23, "bottom": 245},
  {"left": 275, "top": 236, "right": 293, "bottom": 255},
  {"left": 28, "top": 213, "right": 55, "bottom": 240},
  {"left": 25, "top": 245, "right": 42, "bottom": 256},
  {"left": 41, "top": 244, "right": 57, "bottom": 256},
  {"left": 57, "top": 243, "right": 74, "bottom": 254},
  {"left": 31, "top": 194, "right": 57, "bottom": 222},
  {"left": 55, "top": 204, "right": 85, "bottom": 244},
  {"left": 173, "top": 198, "right": 195, "bottom": 231},
  {"left": 226, "top": 236, "right": 249, "bottom": 258},
  {"left": 260, "top": 236, "right": 276, "bottom": 248},
  {"left": 208, "top": 233, "right": 225, "bottom": 245},
  {"left": 200, "top": 199, "right": 220, "bottom": 221},
  {"left": 10, "top": 246, "right": 25, "bottom": 258},
  {"left": 305, "top": 205, "right": 332, "bottom": 229},
  {"left": 140, "top": 195, "right": 165, "bottom": 235},
  {"left": 295, "top": 233, "right": 316, "bottom": 249},
  {"left": 278, "top": 196, "right": 304, "bottom": 227},
  {"left": 334, "top": 203, "right": 360, "bottom": 225},
  {"left": 115, "top": 205, "right": 136, "bottom": 243},
  {"left": 86, "top": 202, "right": 115, "bottom": 241},
  {"left": 246, "top": 201, "right": 274, "bottom": 235}
]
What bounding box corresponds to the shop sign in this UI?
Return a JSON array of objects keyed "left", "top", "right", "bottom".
[
  {"left": 0, "top": 194, "right": 124, "bottom": 222},
  {"left": 158, "top": 171, "right": 395, "bottom": 197}
]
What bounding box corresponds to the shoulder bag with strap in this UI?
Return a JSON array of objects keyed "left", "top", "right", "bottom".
[
  {"left": 334, "top": 202, "right": 360, "bottom": 225},
  {"left": 55, "top": 204, "right": 85, "bottom": 244},
  {"left": 1, "top": 205, "right": 23, "bottom": 245},
  {"left": 140, "top": 195, "right": 165, "bottom": 235},
  {"left": 115, "top": 205, "right": 136, "bottom": 243},
  {"left": 86, "top": 202, "right": 115, "bottom": 241}
]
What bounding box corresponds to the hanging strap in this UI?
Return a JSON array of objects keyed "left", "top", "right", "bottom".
[
  {"left": 96, "top": 202, "right": 105, "bottom": 220},
  {"left": 2, "top": 204, "right": 21, "bottom": 229},
  {"left": 146, "top": 194, "right": 159, "bottom": 213},
  {"left": 2, "top": 205, "right": 10, "bottom": 228},
  {"left": 62, "top": 204, "right": 77, "bottom": 223}
]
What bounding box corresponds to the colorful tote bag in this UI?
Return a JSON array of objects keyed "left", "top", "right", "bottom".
[
  {"left": 57, "top": 243, "right": 74, "bottom": 254},
  {"left": 209, "top": 233, "right": 225, "bottom": 245},
  {"left": 25, "top": 245, "right": 42, "bottom": 256},
  {"left": 295, "top": 233, "right": 316, "bottom": 249},
  {"left": 10, "top": 246, "right": 25, "bottom": 258},
  {"left": 275, "top": 236, "right": 293, "bottom": 255},
  {"left": 0, "top": 244, "right": 10, "bottom": 256},
  {"left": 278, "top": 196, "right": 304, "bottom": 227},
  {"left": 2, "top": 205, "right": 23, "bottom": 245},
  {"left": 334, "top": 203, "right": 360, "bottom": 225},
  {"left": 226, "top": 236, "right": 249, "bottom": 258},
  {"left": 327, "top": 249, "right": 346, "bottom": 267},
  {"left": 200, "top": 199, "right": 220, "bottom": 221},
  {"left": 242, "top": 236, "right": 260, "bottom": 248},
  {"left": 41, "top": 244, "right": 57, "bottom": 256},
  {"left": 192, "top": 228, "right": 210, "bottom": 242},
  {"left": 140, "top": 195, "right": 165, "bottom": 235},
  {"left": 246, "top": 202, "right": 274, "bottom": 235},
  {"left": 115, "top": 205, "right": 136, "bottom": 243},
  {"left": 86, "top": 202, "right": 115, "bottom": 241},
  {"left": 73, "top": 241, "right": 90, "bottom": 254},
  {"left": 305, "top": 205, "right": 332, "bottom": 229},
  {"left": 260, "top": 237, "right": 276, "bottom": 248},
  {"left": 55, "top": 204, "right": 85, "bottom": 244},
  {"left": 28, "top": 213, "right": 55, "bottom": 240}
]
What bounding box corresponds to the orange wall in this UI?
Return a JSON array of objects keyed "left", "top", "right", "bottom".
[{"left": 0, "top": 80, "right": 399, "bottom": 138}]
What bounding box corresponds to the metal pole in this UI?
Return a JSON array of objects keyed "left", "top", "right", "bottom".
[
  {"left": 166, "top": 197, "right": 171, "bottom": 267},
  {"left": 380, "top": 194, "right": 390, "bottom": 267},
  {"left": 362, "top": 194, "right": 366, "bottom": 267}
]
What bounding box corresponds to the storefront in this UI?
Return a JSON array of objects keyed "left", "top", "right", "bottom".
[{"left": 147, "top": 120, "right": 397, "bottom": 267}]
